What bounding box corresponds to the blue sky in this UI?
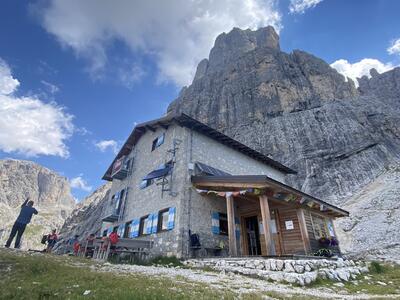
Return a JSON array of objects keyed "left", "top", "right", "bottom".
[{"left": 0, "top": 0, "right": 399, "bottom": 201}]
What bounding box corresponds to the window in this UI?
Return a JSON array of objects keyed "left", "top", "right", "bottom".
[
  {"left": 158, "top": 208, "right": 169, "bottom": 232},
  {"left": 219, "top": 213, "right": 229, "bottom": 236},
  {"left": 124, "top": 221, "right": 132, "bottom": 238},
  {"left": 151, "top": 133, "right": 165, "bottom": 151},
  {"left": 124, "top": 158, "right": 132, "bottom": 171},
  {"left": 139, "top": 215, "right": 151, "bottom": 236},
  {"left": 312, "top": 215, "right": 330, "bottom": 239},
  {"left": 139, "top": 179, "right": 153, "bottom": 189}
]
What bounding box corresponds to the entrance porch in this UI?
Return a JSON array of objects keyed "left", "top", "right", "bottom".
[{"left": 192, "top": 175, "right": 348, "bottom": 257}]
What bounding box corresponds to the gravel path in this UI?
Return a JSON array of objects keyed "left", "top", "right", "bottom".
[{"left": 89, "top": 262, "right": 398, "bottom": 299}]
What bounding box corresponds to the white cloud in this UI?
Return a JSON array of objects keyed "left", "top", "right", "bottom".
[
  {"left": 41, "top": 80, "right": 60, "bottom": 94},
  {"left": 387, "top": 38, "right": 400, "bottom": 56},
  {"left": 330, "top": 58, "right": 396, "bottom": 86},
  {"left": 0, "top": 58, "right": 74, "bottom": 157},
  {"left": 0, "top": 59, "right": 20, "bottom": 95},
  {"left": 289, "top": 0, "right": 323, "bottom": 14},
  {"left": 117, "top": 62, "right": 146, "bottom": 89},
  {"left": 36, "top": 0, "right": 281, "bottom": 87},
  {"left": 70, "top": 175, "right": 92, "bottom": 192},
  {"left": 95, "top": 140, "right": 118, "bottom": 154}
]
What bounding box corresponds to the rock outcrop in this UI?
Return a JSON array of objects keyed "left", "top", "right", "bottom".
[
  {"left": 0, "top": 159, "right": 75, "bottom": 249},
  {"left": 185, "top": 257, "right": 368, "bottom": 286},
  {"left": 168, "top": 26, "right": 400, "bottom": 258},
  {"left": 336, "top": 164, "right": 400, "bottom": 263},
  {"left": 54, "top": 182, "right": 111, "bottom": 253}
]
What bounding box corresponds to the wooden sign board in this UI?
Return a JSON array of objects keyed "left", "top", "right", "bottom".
[{"left": 285, "top": 220, "right": 294, "bottom": 230}]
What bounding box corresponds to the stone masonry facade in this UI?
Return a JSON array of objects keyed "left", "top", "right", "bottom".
[{"left": 102, "top": 122, "right": 287, "bottom": 258}]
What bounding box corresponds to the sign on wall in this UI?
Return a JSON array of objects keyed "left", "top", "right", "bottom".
[{"left": 285, "top": 220, "right": 294, "bottom": 230}]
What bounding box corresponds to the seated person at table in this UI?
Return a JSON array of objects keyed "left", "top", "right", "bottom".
[{"left": 109, "top": 231, "right": 119, "bottom": 251}]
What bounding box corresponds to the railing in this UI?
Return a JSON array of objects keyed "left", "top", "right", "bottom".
[{"left": 111, "top": 156, "right": 130, "bottom": 180}]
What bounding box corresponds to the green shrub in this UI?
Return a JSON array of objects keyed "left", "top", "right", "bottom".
[
  {"left": 150, "top": 256, "right": 183, "bottom": 267},
  {"left": 313, "top": 248, "right": 333, "bottom": 257},
  {"left": 370, "top": 261, "right": 385, "bottom": 274}
]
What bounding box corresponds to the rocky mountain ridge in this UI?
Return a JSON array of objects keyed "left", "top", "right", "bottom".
[
  {"left": 54, "top": 182, "right": 111, "bottom": 253},
  {"left": 3, "top": 26, "right": 398, "bottom": 260},
  {"left": 168, "top": 26, "right": 400, "bottom": 201},
  {"left": 0, "top": 159, "right": 75, "bottom": 249},
  {"left": 168, "top": 26, "right": 400, "bottom": 259}
]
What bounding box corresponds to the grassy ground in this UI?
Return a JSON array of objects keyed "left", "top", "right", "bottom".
[
  {"left": 1, "top": 248, "right": 400, "bottom": 299},
  {"left": 0, "top": 250, "right": 234, "bottom": 300}
]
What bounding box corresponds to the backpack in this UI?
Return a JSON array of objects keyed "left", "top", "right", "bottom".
[{"left": 41, "top": 235, "right": 48, "bottom": 245}]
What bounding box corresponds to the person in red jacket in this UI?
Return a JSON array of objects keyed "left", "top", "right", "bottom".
[{"left": 109, "top": 231, "right": 119, "bottom": 245}]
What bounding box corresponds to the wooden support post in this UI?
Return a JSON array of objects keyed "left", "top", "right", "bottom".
[
  {"left": 297, "top": 208, "right": 311, "bottom": 254},
  {"left": 226, "top": 195, "right": 237, "bottom": 256},
  {"left": 259, "top": 195, "right": 274, "bottom": 255}
]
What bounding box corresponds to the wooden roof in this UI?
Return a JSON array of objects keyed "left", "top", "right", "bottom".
[
  {"left": 102, "top": 113, "right": 296, "bottom": 180},
  {"left": 191, "top": 175, "right": 349, "bottom": 217}
]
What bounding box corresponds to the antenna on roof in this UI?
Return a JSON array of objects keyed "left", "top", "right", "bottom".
[{"left": 161, "top": 138, "right": 182, "bottom": 197}]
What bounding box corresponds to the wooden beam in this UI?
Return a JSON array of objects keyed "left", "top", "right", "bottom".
[
  {"left": 193, "top": 182, "right": 268, "bottom": 189},
  {"left": 145, "top": 125, "right": 156, "bottom": 132},
  {"left": 226, "top": 195, "right": 237, "bottom": 256},
  {"left": 159, "top": 123, "right": 169, "bottom": 130},
  {"left": 297, "top": 208, "right": 311, "bottom": 254},
  {"left": 259, "top": 195, "right": 274, "bottom": 255}
]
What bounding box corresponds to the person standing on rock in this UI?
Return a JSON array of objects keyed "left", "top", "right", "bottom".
[{"left": 4, "top": 198, "right": 38, "bottom": 249}]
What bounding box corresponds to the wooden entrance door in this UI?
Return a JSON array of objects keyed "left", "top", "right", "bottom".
[{"left": 271, "top": 209, "right": 283, "bottom": 255}]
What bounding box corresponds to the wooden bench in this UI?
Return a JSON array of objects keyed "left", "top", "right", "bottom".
[{"left": 93, "top": 238, "right": 153, "bottom": 262}]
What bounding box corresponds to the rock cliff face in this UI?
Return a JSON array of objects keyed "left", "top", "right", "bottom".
[
  {"left": 54, "top": 183, "right": 111, "bottom": 253},
  {"left": 168, "top": 26, "right": 400, "bottom": 258},
  {"left": 0, "top": 159, "right": 75, "bottom": 249},
  {"left": 335, "top": 164, "right": 400, "bottom": 263}
]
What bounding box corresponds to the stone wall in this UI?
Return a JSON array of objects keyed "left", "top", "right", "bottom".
[
  {"left": 191, "top": 130, "right": 286, "bottom": 182},
  {"left": 185, "top": 257, "right": 369, "bottom": 286},
  {"left": 104, "top": 122, "right": 288, "bottom": 258},
  {"left": 105, "top": 124, "right": 190, "bottom": 258}
]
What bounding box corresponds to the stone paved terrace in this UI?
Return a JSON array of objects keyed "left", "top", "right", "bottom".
[{"left": 184, "top": 257, "right": 369, "bottom": 286}]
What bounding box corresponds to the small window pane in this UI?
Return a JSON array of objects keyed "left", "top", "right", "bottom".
[
  {"left": 151, "top": 133, "right": 165, "bottom": 151},
  {"left": 161, "top": 211, "right": 169, "bottom": 230},
  {"left": 312, "top": 215, "right": 329, "bottom": 239},
  {"left": 124, "top": 222, "right": 131, "bottom": 238},
  {"left": 156, "top": 133, "right": 165, "bottom": 147},
  {"left": 139, "top": 180, "right": 151, "bottom": 189},
  {"left": 219, "top": 213, "right": 229, "bottom": 236},
  {"left": 140, "top": 215, "right": 150, "bottom": 236}
]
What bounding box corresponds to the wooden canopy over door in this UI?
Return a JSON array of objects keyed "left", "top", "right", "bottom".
[{"left": 192, "top": 174, "right": 349, "bottom": 257}]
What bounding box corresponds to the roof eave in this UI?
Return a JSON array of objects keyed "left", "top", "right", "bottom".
[
  {"left": 101, "top": 112, "right": 297, "bottom": 180},
  {"left": 191, "top": 175, "right": 349, "bottom": 217}
]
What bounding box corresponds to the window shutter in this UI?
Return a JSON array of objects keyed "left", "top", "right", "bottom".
[
  {"left": 151, "top": 213, "right": 159, "bottom": 234},
  {"left": 130, "top": 219, "right": 140, "bottom": 238},
  {"left": 167, "top": 207, "right": 176, "bottom": 230},
  {"left": 211, "top": 212, "right": 220, "bottom": 234},
  {"left": 117, "top": 224, "right": 125, "bottom": 237},
  {"left": 146, "top": 214, "right": 154, "bottom": 234},
  {"left": 235, "top": 217, "right": 240, "bottom": 239},
  {"left": 114, "top": 191, "right": 120, "bottom": 211}
]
